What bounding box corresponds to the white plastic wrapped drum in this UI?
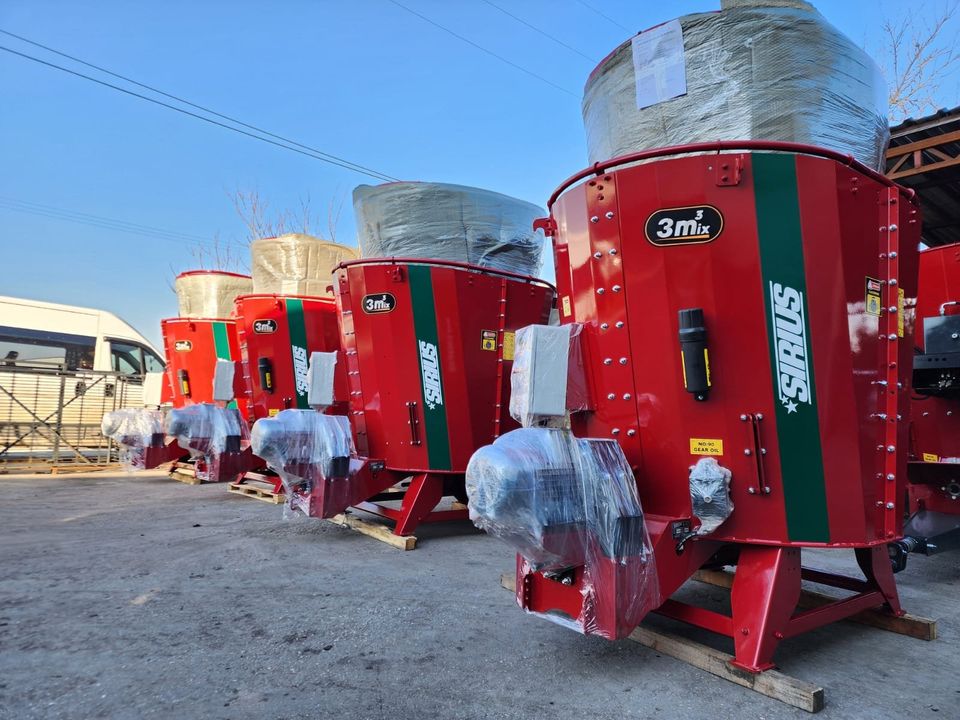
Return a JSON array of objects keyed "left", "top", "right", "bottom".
[
  {"left": 353, "top": 182, "right": 544, "bottom": 277},
  {"left": 582, "top": 0, "right": 889, "bottom": 169},
  {"left": 174, "top": 271, "right": 252, "bottom": 319},
  {"left": 250, "top": 233, "right": 359, "bottom": 297}
]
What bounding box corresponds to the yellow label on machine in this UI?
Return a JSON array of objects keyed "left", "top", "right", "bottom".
[
  {"left": 561, "top": 295, "right": 571, "bottom": 318},
  {"left": 690, "top": 438, "right": 723, "bottom": 456},
  {"left": 481, "top": 329, "right": 497, "bottom": 352},
  {"left": 268, "top": 408, "right": 280, "bottom": 417},
  {"left": 898, "top": 288, "right": 905, "bottom": 337},
  {"left": 922, "top": 452, "right": 939, "bottom": 463},
  {"left": 502, "top": 331, "right": 516, "bottom": 361}
]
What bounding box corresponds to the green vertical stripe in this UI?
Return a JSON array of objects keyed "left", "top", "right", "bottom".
[
  {"left": 408, "top": 265, "right": 452, "bottom": 470},
  {"left": 212, "top": 322, "right": 232, "bottom": 360},
  {"left": 285, "top": 298, "right": 310, "bottom": 409},
  {"left": 212, "top": 322, "right": 238, "bottom": 408},
  {"left": 753, "top": 153, "right": 830, "bottom": 542}
]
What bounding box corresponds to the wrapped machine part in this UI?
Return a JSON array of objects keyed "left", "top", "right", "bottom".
[
  {"left": 175, "top": 271, "right": 252, "bottom": 319},
  {"left": 250, "top": 410, "right": 354, "bottom": 515},
  {"left": 251, "top": 234, "right": 359, "bottom": 297},
  {"left": 353, "top": 182, "right": 545, "bottom": 277},
  {"left": 689, "top": 457, "right": 734, "bottom": 535},
  {"left": 466, "top": 427, "right": 658, "bottom": 633},
  {"left": 582, "top": 0, "right": 889, "bottom": 170},
  {"left": 509, "top": 324, "right": 589, "bottom": 428},
  {"left": 101, "top": 408, "right": 166, "bottom": 471},
  {"left": 165, "top": 403, "right": 250, "bottom": 476}
]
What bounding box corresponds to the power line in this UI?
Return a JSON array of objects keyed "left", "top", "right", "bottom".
[
  {"left": 0, "top": 196, "right": 215, "bottom": 244},
  {"left": 479, "top": 0, "right": 598, "bottom": 63},
  {"left": 575, "top": 0, "right": 631, "bottom": 32},
  {"left": 0, "top": 198, "right": 239, "bottom": 250},
  {"left": 0, "top": 43, "right": 399, "bottom": 183},
  {"left": 386, "top": 0, "right": 577, "bottom": 97},
  {"left": 0, "top": 29, "right": 398, "bottom": 183}
]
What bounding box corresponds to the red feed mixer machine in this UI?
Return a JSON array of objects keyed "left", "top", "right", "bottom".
[
  {"left": 165, "top": 236, "right": 357, "bottom": 485},
  {"left": 101, "top": 270, "right": 251, "bottom": 472},
  {"left": 465, "top": 2, "right": 930, "bottom": 675},
  {"left": 891, "top": 242, "right": 960, "bottom": 565},
  {"left": 251, "top": 183, "right": 555, "bottom": 537}
]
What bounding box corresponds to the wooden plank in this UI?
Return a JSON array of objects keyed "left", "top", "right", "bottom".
[
  {"left": 885, "top": 128, "right": 960, "bottom": 157},
  {"left": 227, "top": 481, "right": 284, "bottom": 505},
  {"left": 169, "top": 471, "right": 202, "bottom": 486},
  {"left": 328, "top": 513, "right": 416, "bottom": 550},
  {"left": 499, "top": 574, "right": 825, "bottom": 714},
  {"left": 693, "top": 570, "right": 937, "bottom": 641}
]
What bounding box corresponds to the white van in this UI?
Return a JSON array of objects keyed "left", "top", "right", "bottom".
[
  {"left": 0, "top": 296, "right": 165, "bottom": 466},
  {"left": 0, "top": 295, "right": 164, "bottom": 374}
]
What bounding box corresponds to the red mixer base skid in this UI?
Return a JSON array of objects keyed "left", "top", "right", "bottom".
[
  {"left": 142, "top": 442, "right": 187, "bottom": 470},
  {"left": 189, "top": 448, "right": 260, "bottom": 484},
  {"left": 657, "top": 545, "right": 903, "bottom": 672},
  {"left": 299, "top": 466, "right": 469, "bottom": 537}
]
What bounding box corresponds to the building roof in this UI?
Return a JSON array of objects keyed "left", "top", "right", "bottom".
[{"left": 887, "top": 106, "right": 960, "bottom": 246}]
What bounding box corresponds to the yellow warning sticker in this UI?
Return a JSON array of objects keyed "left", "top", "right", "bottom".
[
  {"left": 865, "top": 276, "right": 882, "bottom": 317},
  {"left": 690, "top": 438, "right": 723, "bottom": 456},
  {"left": 268, "top": 408, "right": 280, "bottom": 417},
  {"left": 561, "top": 295, "right": 571, "bottom": 318},
  {"left": 898, "top": 288, "right": 905, "bottom": 337},
  {"left": 481, "top": 329, "right": 497, "bottom": 352},
  {"left": 502, "top": 331, "right": 516, "bottom": 361},
  {"left": 923, "top": 452, "right": 940, "bottom": 463}
]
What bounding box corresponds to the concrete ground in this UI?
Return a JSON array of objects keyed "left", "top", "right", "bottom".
[{"left": 0, "top": 470, "right": 957, "bottom": 720}]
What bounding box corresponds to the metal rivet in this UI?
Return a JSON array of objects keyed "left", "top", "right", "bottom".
[
  {"left": 612, "top": 428, "right": 620, "bottom": 435},
  {"left": 744, "top": 449, "right": 752, "bottom": 456},
  {"left": 887, "top": 445, "right": 896, "bottom": 453},
  {"left": 609, "top": 248, "right": 618, "bottom": 255},
  {"left": 888, "top": 306, "right": 897, "bottom": 313},
  {"left": 756, "top": 413, "right": 763, "bottom": 421},
  {"left": 886, "top": 502, "right": 895, "bottom": 509},
  {"left": 619, "top": 357, "right": 628, "bottom": 365},
  {"left": 623, "top": 393, "right": 631, "bottom": 400},
  {"left": 740, "top": 414, "right": 748, "bottom": 421},
  {"left": 888, "top": 334, "right": 897, "bottom": 341},
  {"left": 615, "top": 321, "right": 624, "bottom": 328},
  {"left": 603, "top": 358, "right": 612, "bottom": 365},
  {"left": 605, "top": 211, "right": 614, "bottom": 219},
  {"left": 889, "top": 278, "right": 898, "bottom": 286},
  {"left": 889, "top": 251, "right": 898, "bottom": 257},
  {"left": 607, "top": 393, "right": 616, "bottom": 400},
  {"left": 600, "top": 322, "right": 609, "bottom": 330},
  {"left": 627, "top": 429, "right": 636, "bottom": 437},
  {"left": 612, "top": 285, "right": 622, "bottom": 292},
  {"left": 597, "top": 288, "right": 605, "bottom": 295},
  {"left": 890, "top": 224, "right": 898, "bottom": 232},
  {"left": 590, "top": 216, "right": 599, "bottom": 223},
  {"left": 593, "top": 251, "right": 602, "bottom": 259},
  {"left": 748, "top": 487, "right": 756, "bottom": 494},
  {"left": 886, "top": 473, "right": 895, "bottom": 481},
  {"left": 880, "top": 226, "right": 887, "bottom": 232}
]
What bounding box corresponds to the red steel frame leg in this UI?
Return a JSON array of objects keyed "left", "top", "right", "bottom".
[
  {"left": 394, "top": 473, "right": 444, "bottom": 537},
  {"left": 855, "top": 545, "right": 903, "bottom": 616},
  {"left": 729, "top": 546, "right": 802, "bottom": 672}
]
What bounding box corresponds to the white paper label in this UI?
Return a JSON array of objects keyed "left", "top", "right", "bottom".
[{"left": 631, "top": 19, "right": 687, "bottom": 109}]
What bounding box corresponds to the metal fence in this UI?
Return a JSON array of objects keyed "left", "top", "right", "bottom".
[{"left": 0, "top": 364, "right": 144, "bottom": 472}]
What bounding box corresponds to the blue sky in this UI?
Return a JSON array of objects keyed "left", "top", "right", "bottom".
[{"left": 1, "top": 0, "right": 957, "bottom": 349}]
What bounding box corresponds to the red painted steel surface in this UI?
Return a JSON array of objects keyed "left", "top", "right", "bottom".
[
  {"left": 519, "top": 147, "right": 921, "bottom": 671},
  {"left": 161, "top": 318, "right": 246, "bottom": 412},
  {"left": 909, "top": 243, "right": 960, "bottom": 512},
  {"left": 234, "top": 294, "right": 344, "bottom": 422}
]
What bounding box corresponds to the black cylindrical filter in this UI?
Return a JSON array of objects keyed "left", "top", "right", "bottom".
[
  {"left": 258, "top": 357, "right": 274, "bottom": 394},
  {"left": 678, "top": 308, "right": 710, "bottom": 401},
  {"left": 177, "top": 369, "right": 191, "bottom": 397}
]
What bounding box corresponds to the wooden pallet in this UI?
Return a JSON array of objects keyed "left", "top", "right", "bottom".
[
  {"left": 228, "top": 480, "right": 284, "bottom": 504},
  {"left": 328, "top": 512, "right": 416, "bottom": 551},
  {"left": 498, "top": 573, "right": 825, "bottom": 713},
  {"left": 693, "top": 569, "right": 937, "bottom": 641},
  {"left": 169, "top": 464, "right": 202, "bottom": 485}
]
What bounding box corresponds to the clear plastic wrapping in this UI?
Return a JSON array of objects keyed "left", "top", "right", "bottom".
[
  {"left": 174, "top": 271, "right": 252, "bottom": 319},
  {"left": 101, "top": 408, "right": 166, "bottom": 471},
  {"left": 250, "top": 410, "right": 354, "bottom": 516},
  {"left": 582, "top": 0, "right": 889, "bottom": 170},
  {"left": 509, "top": 323, "right": 589, "bottom": 428},
  {"left": 251, "top": 234, "right": 359, "bottom": 297},
  {"left": 466, "top": 427, "right": 658, "bottom": 635},
  {"left": 165, "top": 403, "right": 250, "bottom": 479},
  {"left": 353, "top": 182, "right": 545, "bottom": 277},
  {"left": 689, "top": 457, "right": 733, "bottom": 535}
]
